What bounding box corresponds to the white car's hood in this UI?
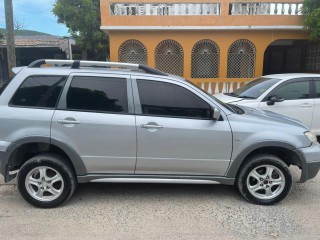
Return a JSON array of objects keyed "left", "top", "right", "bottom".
[{"left": 214, "top": 93, "right": 244, "bottom": 103}]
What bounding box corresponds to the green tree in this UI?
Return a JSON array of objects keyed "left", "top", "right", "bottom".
[
  {"left": 302, "top": 0, "right": 320, "bottom": 41},
  {"left": 53, "top": 0, "right": 108, "bottom": 60}
]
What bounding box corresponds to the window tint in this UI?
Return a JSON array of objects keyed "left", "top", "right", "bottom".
[
  {"left": 11, "top": 75, "right": 67, "bottom": 108},
  {"left": 0, "top": 74, "right": 15, "bottom": 96},
  {"left": 272, "top": 81, "right": 310, "bottom": 100},
  {"left": 66, "top": 76, "right": 128, "bottom": 113},
  {"left": 232, "top": 77, "right": 280, "bottom": 99},
  {"left": 316, "top": 81, "right": 320, "bottom": 98},
  {"left": 137, "top": 80, "right": 211, "bottom": 119}
]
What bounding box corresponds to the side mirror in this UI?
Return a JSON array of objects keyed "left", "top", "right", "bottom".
[
  {"left": 212, "top": 108, "right": 221, "bottom": 120},
  {"left": 267, "top": 95, "right": 284, "bottom": 106}
]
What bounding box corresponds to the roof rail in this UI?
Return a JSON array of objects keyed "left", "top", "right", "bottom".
[{"left": 28, "top": 59, "right": 168, "bottom": 76}]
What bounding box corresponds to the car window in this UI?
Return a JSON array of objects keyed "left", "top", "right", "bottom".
[
  {"left": 137, "top": 79, "right": 211, "bottom": 119},
  {"left": 10, "top": 75, "right": 67, "bottom": 108},
  {"left": 0, "top": 74, "right": 16, "bottom": 96},
  {"left": 272, "top": 81, "right": 310, "bottom": 100},
  {"left": 230, "top": 77, "right": 280, "bottom": 99},
  {"left": 66, "top": 76, "right": 128, "bottom": 113},
  {"left": 316, "top": 80, "right": 320, "bottom": 98}
]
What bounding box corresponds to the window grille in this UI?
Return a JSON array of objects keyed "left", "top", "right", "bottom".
[
  {"left": 118, "top": 40, "right": 147, "bottom": 65},
  {"left": 191, "top": 40, "right": 219, "bottom": 78},
  {"left": 155, "top": 40, "right": 184, "bottom": 76},
  {"left": 227, "top": 39, "right": 255, "bottom": 78},
  {"left": 306, "top": 43, "right": 320, "bottom": 71}
]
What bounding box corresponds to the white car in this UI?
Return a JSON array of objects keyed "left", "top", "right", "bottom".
[{"left": 215, "top": 74, "right": 320, "bottom": 138}]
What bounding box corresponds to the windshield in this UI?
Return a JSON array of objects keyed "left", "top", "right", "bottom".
[
  {"left": 226, "top": 77, "right": 280, "bottom": 99},
  {"left": 186, "top": 80, "right": 236, "bottom": 113}
]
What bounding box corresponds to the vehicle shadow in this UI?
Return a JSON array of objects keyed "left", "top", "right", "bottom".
[
  {"left": 68, "top": 182, "right": 243, "bottom": 205},
  {"left": 66, "top": 167, "right": 305, "bottom": 207}
]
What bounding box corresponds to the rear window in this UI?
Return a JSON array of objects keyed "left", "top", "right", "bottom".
[
  {"left": 0, "top": 75, "right": 15, "bottom": 96},
  {"left": 65, "top": 76, "right": 128, "bottom": 113},
  {"left": 10, "top": 75, "right": 67, "bottom": 108},
  {"left": 316, "top": 80, "right": 320, "bottom": 98}
]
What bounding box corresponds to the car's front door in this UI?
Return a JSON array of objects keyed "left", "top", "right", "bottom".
[
  {"left": 133, "top": 77, "right": 232, "bottom": 176},
  {"left": 259, "top": 78, "right": 314, "bottom": 129},
  {"left": 51, "top": 73, "right": 137, "bottom": 174}
]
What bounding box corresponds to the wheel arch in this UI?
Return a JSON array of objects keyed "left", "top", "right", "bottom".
[
  {"left": 226, "top": 141, "right": 303, "bottom": 179},
  {"left": 4, "top": 137, "right": 86, "bottom": 182}
]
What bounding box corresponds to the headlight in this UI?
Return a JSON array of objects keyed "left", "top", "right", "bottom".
[{"left": 304, "top": 131, "right": 318, "bottom": 144}]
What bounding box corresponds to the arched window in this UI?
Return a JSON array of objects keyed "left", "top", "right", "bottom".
[
  {"left": 227, "top": 39, "right": 255, "bottom": 78},
  {"left": 118, "top": 40, "right": 147, "bottom": 65},
  {"left": 155, "top": 40, "right": 183, "bottom": 76},
  {"left": 191, "top": 40, "right": 219, "bottom": 78}
]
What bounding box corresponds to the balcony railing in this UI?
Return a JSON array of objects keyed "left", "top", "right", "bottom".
[
  {"left": 230, "top": 2, "right": 303, "bottom": 15},
  {"left": 110, "top": 3, "right": 221, "bottom": 16},
  {"left": 190, "top": 78, "right": 251, "bottom": 95}
]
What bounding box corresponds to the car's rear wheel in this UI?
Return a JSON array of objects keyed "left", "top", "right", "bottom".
[
  {"left": 237, "top": 154, "right": 292, "bottom": 205},
  {"left": 17, "top": 154, "right": 77, "bottom": 208}
]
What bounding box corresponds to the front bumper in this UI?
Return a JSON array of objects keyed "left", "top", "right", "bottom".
[{"left": 295, "top": 143, "right": 320, "bottom": 183}]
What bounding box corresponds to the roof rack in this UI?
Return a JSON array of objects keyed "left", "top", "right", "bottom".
[{"left": 28, "top": 59, "right": 168, "bottom": 76}]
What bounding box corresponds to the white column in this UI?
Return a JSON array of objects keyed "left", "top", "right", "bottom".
[
  {"left": 201, "top": 82, "right": 205, "bottom": 91},
  {"left": 146, "top": 4, "right": 151, "bottom": 15},
  {"left": 215, "top": 82, "right": 220, "bottom": 94},
  {"left": 207, "top": 82, "right": 213, "bottom": 95},
  {"left": 222, "top": 82, "right": 227, "bottom": 93},
  {"left": 229, "top": 82, "right": 234, "bottom": 93}
]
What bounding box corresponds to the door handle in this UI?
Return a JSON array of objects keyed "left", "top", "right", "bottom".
[
  {"left": 140, "top": 124, "right": 163, "bottom": 129},
  {"left": 58, "top": 119, "right": 81, "bottom": 124},
  {"left": 300, "top": 104, "right": 312, "bottom": 108}
]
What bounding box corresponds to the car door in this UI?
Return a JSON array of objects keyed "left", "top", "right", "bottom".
[
  {"left": 311, "top": 78, "right": 320, "bottom": 135},
  {"left": 259, "top": 78, "right": 314, "bottom": 129},
  {"left": 51, "top": 73, "right": 137, "bottom": 174},
  {"left": 133, "top": 77, "right": 232, "bottom": 176}
]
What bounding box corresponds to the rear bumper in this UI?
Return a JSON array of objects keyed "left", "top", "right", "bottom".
[
  {"left": 0, "top": 151, "right": 9, "bottom": 182},
  {"left": 295, "top": 143, "right": 320, "bottom": 183},
  {"left": 0, "top": 141, "right": 15, "bottom": 182}
]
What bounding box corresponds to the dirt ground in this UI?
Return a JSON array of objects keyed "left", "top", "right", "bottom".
[{"left": 0, "top": 167, "right": 319, "bottom": 240}]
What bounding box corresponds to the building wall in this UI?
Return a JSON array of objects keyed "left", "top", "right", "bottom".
[
  {"left": 101, "top": 0, "right": 310, "bottom": 92},
  {"left": 109, "top": 30, "right": 308, "bottom": 87},
  {"left": 100, "top": 0, "right": 304, "bottom": 27}
]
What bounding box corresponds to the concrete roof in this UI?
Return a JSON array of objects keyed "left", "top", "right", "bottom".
[{"left": 0, "top": 35, "right": 70, "bottom": 48}]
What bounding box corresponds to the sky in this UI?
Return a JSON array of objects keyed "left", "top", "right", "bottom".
[{"left": 0, "top": 0, "right": 69, "bottom": 36}]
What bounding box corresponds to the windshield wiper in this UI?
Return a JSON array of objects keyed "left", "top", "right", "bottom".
[
  {"left": 224, "top": 92, "right": 238, "bottom": 97},
  {"left": 227, "top": 104, "right": 244, "bottom": 114},
  {"left": 238, "top": 95, "right": 256, "bottom": 99}
]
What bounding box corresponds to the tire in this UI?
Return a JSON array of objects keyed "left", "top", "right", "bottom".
[
  {"left": 236, "top": 154, "right": 292, "bottom": 205},
  {"left": 17, "top": 153, "right": 77, "bottom": 208}
]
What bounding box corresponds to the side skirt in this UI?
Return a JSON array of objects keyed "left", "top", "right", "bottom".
[{"left": 77, "top": 174, "right": 235, "bottom": 185}]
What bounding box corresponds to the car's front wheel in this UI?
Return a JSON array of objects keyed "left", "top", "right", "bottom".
[
  {"left": 237, "top": 154, "right": 292, "bottom": 205},
  {"left": 17, "top": 154, "right": 77, "bottom": 208}
]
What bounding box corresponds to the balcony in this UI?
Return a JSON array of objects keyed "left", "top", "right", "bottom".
[
  {"left": 101, "top": 0, "right": 304, "bottom": 30},
  {"left": 230, "top": 2, "right": 303, "bottom": 15},
  {"left": 111, "top": 3, "right": 221, "bottom": 16}
]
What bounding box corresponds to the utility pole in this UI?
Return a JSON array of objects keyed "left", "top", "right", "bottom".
[{"left": 4, "top": 0, "right": 16, "bottom": 79}]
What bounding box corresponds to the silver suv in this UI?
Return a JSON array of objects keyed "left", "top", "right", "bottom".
[{"left": 0, "top": 59, "right": 319, "bottom": 208}]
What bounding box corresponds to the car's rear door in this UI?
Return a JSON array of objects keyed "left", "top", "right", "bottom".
[
  {"left": 311, "top": 78, "right": 320, "bottom": 135},
  {"left": 259, "top": 78, "right": 314, "bottom": 129},
  {"left": 132, "top": 76, "right": 232, "bottom": 176},
  {"left": 51, "top": 73, "right": 137, "bottom": 174}
]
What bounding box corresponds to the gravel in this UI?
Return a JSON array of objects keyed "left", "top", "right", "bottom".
[{"left": 0, "top": 166, "right": 319, "bottom": 240}]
